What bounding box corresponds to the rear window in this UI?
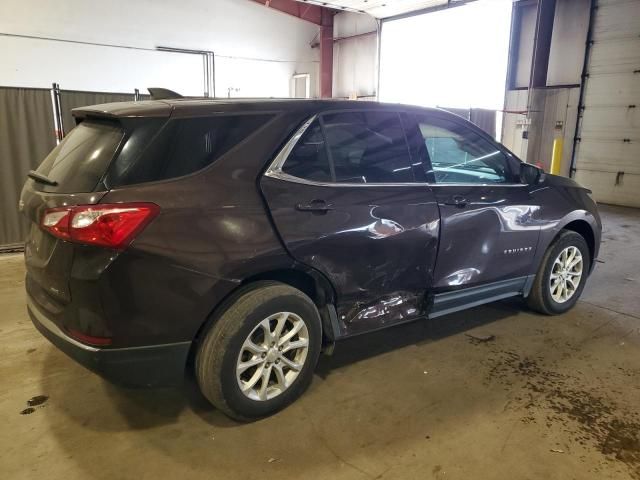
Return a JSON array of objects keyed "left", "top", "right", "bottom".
[
  {"left": 105, "top": 114, "right": 274, "bottom": 187},
  {"left": 34, "top": 120, "right": 124, "bottom": 193}
]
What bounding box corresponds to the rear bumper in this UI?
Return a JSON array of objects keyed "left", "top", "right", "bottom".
[{"left": 28, "top": 297, "right": 191, "bottom": 387}]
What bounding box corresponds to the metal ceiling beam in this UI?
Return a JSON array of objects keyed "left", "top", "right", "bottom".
[
  {"left": 251, "top": 0, "right": 325, "bottom": 25},
  {"left": 382, "top": 0, "right": 475, "bottom": 23},
  {"left": 530, "top": 0, "right": 557, "bottom": 88}
]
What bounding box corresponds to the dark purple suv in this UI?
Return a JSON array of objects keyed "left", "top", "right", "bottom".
[{"left": 20, "top": 99, "right": 601, "bottom": 420}]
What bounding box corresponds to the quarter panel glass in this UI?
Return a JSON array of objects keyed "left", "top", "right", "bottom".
[{"left": 323, "top": 111, "right": 413, "bottom": 184}]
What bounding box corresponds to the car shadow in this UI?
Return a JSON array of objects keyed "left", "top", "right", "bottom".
[
  {"left": 34, "top": 297, "right": 529, "bottom": 479},
  {"left": 316, "top": 297, "right": 523, "bottom": 377},
  {"left": 40, "top": 297, "right": 524, "bottom": 433},
  {"left": 194, "top": 297, "right": 525, "bottom": 425}
]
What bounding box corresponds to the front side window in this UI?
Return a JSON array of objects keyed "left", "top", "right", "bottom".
[
  {"left": 415, "top": 115, "right": 513, "bottom": 184},
  {"left": 281, "top": 111, "right": 414, "bottom": 184}
]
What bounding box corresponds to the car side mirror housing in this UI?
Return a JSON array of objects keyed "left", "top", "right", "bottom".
[{"left": 520, "top": 163, "right": 544, "bottom": 185}]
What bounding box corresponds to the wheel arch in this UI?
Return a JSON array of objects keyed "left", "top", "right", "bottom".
[
  {"left": 187, "top": 266, "right": 338, "bottom": 369},
  {"left": 561, "top": 219, "right": 596, "bottom": 266}
]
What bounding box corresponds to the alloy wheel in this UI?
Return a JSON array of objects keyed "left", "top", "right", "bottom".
[
  {"left": 236, "top": 312, "right": 309, "bottom": 401},
  {"left": 549, "top": 246, "right": 583, "bottom": 303}
]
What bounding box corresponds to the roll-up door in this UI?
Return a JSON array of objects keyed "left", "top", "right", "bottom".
[{"left": 573, "top": 0, "right": 640, "bottom": 207}]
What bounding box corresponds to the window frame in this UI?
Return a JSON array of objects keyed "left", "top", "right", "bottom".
[
  {"left": 267, "top": 109, "right": 526, "bottom": 188},
  {"left": 268, "top": 109, "right": 418, "bottom": 187}
]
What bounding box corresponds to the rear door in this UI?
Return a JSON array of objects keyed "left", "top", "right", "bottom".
[
  {"left": 261, "top": 110, "right": 440, "bottom": 336},
  {"left": 409, "top": 112, "right": 541, "bottom": 289}
]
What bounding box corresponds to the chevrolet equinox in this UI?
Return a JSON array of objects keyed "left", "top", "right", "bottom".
[{"left": 21, "top": 99, "right": 601, "bottom": 420}]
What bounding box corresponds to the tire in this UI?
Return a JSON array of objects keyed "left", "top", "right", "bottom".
[
  {"left": 195, "top": 281, "right": 322, "bottom": 421},
  {"left": 527, "top": 230, "right": 591, "bottom": 315}
]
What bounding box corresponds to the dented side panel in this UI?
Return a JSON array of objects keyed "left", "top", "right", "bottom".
[
  {"left": 261, "top": 177, "right": 440, "bottom": 336},
  {"left": 431, "top": 184, "right": 542, "bottom": 289}
]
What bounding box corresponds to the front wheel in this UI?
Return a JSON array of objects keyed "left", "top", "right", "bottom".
[
  {"left": 527, "top": 230, "right": 591, "bottom": 315},
  {"left": 195, "top": 281, "right": 322, "bottom": 421}
]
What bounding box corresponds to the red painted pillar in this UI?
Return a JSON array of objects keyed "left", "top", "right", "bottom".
[{"left": 320, "top": 9, "right": 334, "bottom": 98}]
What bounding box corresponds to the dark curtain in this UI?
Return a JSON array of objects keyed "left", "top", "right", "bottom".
[
  {"left": 0, "top": 87, "right": 56, "bottom": 248},
  {"left": 0, "top": 87, "right": 140, "bottom": 247},
  {"left": 470, "top": 108, "right": 497, "bottom": 139},
  {"left": 59, "top": 90, "right": 134, "bottom": 134}
]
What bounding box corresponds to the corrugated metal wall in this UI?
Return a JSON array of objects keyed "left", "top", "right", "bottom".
[
  {"left": 441, "top": 107, "right": 498, "bottom": 138},
  {"left": 503, "top": 87, "right": 580, "bottom": 174},
  {"left": 573, "top": 0, "right": 640, "bottom": 207},
  {"left": 502, "top": 0, "right": 591, "bottom": 177},
  {"left": 0, "top": 87, "right": 139, "bottom": 248}
]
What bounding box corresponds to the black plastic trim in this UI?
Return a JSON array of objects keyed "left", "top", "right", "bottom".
[
  {"left": 28, "top": 298, "right": 190, "bottom": 387},
  {"left": 429, "top": 276, "right": 530, "bottom": 319}
]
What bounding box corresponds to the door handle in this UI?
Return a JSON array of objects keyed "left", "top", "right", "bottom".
[
  {"left": 296, "top": 200, "right": 334, "bottom": 214},
  {"left": 443, "top": 195, "right": 468, "bottom": 208}
]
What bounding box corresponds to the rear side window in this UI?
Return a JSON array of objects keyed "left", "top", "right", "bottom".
[
  {"left": 106, "top": 114, "right": 273, "bottom": 187},
  {"left": 324, "top": 111, "right": 413, "bottom": 183},
  {"left": 34, "top": 120, "right": 124, "bottom": 193},
  {"left": 282, "top": 111, "right": 413, "bottom": 184},
  {"left": 281, "top": 121, "right": 332, "bottom": 182}
]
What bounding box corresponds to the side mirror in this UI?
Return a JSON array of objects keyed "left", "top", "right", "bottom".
[{"left": 520, "top": 163, "right": 543, "bottom": 185}]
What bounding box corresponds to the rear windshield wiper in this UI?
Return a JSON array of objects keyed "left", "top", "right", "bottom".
[{"left": 28, "top": 170, "right": 58, "bottom": 187}]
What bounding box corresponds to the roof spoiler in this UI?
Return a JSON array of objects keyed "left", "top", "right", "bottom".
[{"left": 148, "top": 88, "right": 183, "bottom": 100}]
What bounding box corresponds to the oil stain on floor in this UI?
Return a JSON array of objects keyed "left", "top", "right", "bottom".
[
  {"left": 482, "top": 344, "right": 640, "bottom": 479},
  {"left": 19, "top": 395, "right": 49, "bottom": 415}
]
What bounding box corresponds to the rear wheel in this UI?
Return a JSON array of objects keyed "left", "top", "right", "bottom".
[
  {"left": 527, "top": 230, "right": 591, "bottom": 315},
  {"left": 195, "top": 281, "right": 322, "bottom": 421}
]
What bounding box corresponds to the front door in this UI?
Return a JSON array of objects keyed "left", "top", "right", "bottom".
[
  {"left": 409, "top": 112, "right": 541, "bottom": 289},
  {"left": 261, "top": 110, "right": 440, "bottom": 336}
]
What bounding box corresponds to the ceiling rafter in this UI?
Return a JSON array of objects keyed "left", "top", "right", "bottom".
[{"left": 294, "top": 0, "right": 452, "bottom": 19}]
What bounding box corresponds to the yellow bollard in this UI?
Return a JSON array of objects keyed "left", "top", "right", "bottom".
[{"left": 550, "top": 138, "right": 563, "bottom": 175}]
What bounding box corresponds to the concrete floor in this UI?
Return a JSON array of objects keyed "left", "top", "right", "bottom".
[{"left": 1, "top": 204, "right": 639, "bottom": 480}]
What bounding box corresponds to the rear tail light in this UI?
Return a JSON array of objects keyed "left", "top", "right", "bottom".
[{"left": 41, "top": 203, "right": 160, "bottom": 250}]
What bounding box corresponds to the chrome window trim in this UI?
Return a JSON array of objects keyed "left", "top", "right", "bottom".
[
  {"left": 264, "top": 114, "right": 527, "bottom": 189},
  {"left": 266, "top": 114, "right": 317, "bottom": 173}
]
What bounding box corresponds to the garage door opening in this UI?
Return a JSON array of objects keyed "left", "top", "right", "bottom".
[{"left": 379, "top": 0, "right": 513, "bottom": 138}]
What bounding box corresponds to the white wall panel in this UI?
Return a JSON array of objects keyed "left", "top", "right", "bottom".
[
  {"left": 333, "top": 35, "right": 378, "bottom": 98},
  {"left": 0, "top": 0, "right": 320, "bottom": 97},
  {"left": 547, "top": 0, "right": 590, "bottom": 86},
  {"left": 0, "top": 36, "right": 204, "bottom": 95},
  {"left": 575, "top": 139, "right": 640, "bottom": 174},
  {"left": 502, "top": 90, "right": 529, "bottom": 158},
  {"left": 513, "top": 0, "right": 589, "bottom": 88},
  {"left": 574, "top": 170, "right": 640, "bottom": 206},
  {"left": 513, "top": 4, "right": 537, "bottom": 88},
  {"left": 333, "top": 12, "right": 378, "bottom": 99},
  {"left": 573, "top": 0, "right": 640, "bottom": 207}
]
